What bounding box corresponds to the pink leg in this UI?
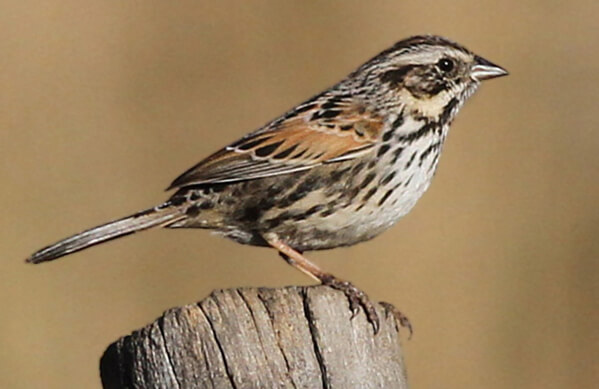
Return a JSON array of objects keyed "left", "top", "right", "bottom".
[{"left": 264, "top": 233, "right": 383, "bottom": 333}]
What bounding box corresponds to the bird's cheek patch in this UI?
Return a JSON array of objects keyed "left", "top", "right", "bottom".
[{"left": 398, "top": 88, "right": 452, "bottom": 120}]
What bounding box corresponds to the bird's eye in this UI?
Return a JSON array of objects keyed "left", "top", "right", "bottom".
[{"left": 437, "top": 58, "right": 455, "bottom": 72}]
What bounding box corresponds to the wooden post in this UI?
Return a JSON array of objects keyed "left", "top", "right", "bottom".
[{"left": 100, "top": 285, "right": 409, "bottom": 388}]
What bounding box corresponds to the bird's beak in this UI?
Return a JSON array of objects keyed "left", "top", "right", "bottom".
[{"left": 471, "top": 55, "right": 508, "bottom": 81}]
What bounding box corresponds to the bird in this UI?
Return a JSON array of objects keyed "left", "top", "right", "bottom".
[{"left": 27, "top": 35, "right": 507, "bottom": 333}]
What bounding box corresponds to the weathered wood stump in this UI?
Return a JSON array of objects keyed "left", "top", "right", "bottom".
[{"left": 100, "top": 285, "right": 409, "bottom": 388}]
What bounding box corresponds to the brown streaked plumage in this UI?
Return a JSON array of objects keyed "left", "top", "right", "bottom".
[
  {"left": 27, "top": 35, "right": 508, "bottom": 334},
  {"left": 168, "top": 100, "right": 383, "bottom": 187}
]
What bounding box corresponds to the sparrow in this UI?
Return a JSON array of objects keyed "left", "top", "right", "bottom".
[{"left": 27, "top": 35, "right": 508, "bottom": 333}]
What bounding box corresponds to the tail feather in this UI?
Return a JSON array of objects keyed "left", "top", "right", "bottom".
[{"left": 26, "top": 203, "right": 185, "bottom": 264}]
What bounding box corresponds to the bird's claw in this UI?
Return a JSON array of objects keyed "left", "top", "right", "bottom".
[
  {"left": 321, "top": 275, "right": 380, "bottom": 334},
  {"left": 380, "top": 301, "right": 413, "bottom": 339}
]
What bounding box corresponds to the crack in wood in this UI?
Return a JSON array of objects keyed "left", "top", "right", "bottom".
[
  {"left": 256, "top": 290, "right": 296, "bottom": 388},
  {"left": 301, "top": 288, "right": 329, "bottom": 389},
  {"left": 198, "top": 300, "right": 238, "bottom": 389}
]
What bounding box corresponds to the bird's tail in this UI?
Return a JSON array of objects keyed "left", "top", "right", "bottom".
[{"left": 26, "top": 202, "right": 186, "bottom": 264}]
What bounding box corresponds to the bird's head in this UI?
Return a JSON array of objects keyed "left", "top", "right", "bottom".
[{"left": 355, "top": 35, "right": 508, "bottom": 121}]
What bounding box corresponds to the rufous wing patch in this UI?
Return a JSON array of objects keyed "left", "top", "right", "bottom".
[{"left": 168, "top": 99, "right": 384, "bottom": 189}]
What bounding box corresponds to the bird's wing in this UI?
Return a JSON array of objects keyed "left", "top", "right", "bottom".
[{"left": 167, "top": 96, "right": 384, "bottom": 189}]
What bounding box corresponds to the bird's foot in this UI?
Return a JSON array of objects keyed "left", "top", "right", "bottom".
[
  {"left": 380, "top": 301, "right": 413, "bottom": 338},
  {"left": 320, "top": 274, "right": 380, "bottom": 334}
]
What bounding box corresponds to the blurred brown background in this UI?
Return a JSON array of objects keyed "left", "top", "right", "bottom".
[{"left": 1, "top": 1, "right": 597, "bottom": 388}]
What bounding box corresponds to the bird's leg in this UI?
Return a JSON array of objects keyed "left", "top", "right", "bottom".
[{"left": 265, "top": 234, "right": 381, "bottom": 333}]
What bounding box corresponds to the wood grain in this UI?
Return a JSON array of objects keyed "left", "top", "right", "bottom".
[{"left": 100, "top": 285, "right": 408, "bottom": 389}]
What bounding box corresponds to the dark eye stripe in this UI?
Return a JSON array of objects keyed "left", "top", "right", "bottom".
[{"left": 380, "top": 65, "right": 415, "bottom": 86}]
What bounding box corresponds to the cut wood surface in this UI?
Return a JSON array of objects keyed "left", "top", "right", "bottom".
[{"left": 100, "top": 285, "right": 409, "bottom": 389}]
